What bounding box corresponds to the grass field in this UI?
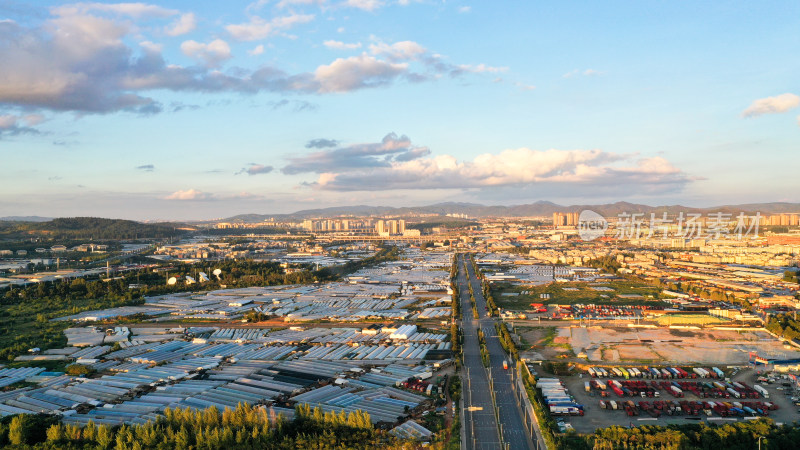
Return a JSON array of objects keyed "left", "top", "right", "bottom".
[
  {"left": 491, "top": 280, "right": 664, "bottom": 309},
  {"left": 654, "top": 314, "right": 730, "bottom": 326}
]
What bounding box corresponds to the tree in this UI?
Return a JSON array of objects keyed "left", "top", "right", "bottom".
[
  {"left": 8, "top": 416, "right": 25, "bottom": 445},
  {"left": 65, "top": 363, "right": 94, "bottom": 376},
  {"left": 46, "top": 424, "right": 64, "bottom": 442},
  {"left": 96, "top": 425, "right": 114, "bottom": 449}
]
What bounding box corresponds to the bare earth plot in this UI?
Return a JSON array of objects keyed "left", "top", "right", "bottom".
[{"left": 564, "top": 326, "right": 800, "bottom": 364}]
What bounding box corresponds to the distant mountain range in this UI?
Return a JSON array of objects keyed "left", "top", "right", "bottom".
[
  {"left": 215, "top": 201, "right": 800, "bottom": 223},
  {"left": 0, "top": 216, "right": 53, "bottom": 222},
  {"left": 2, "top": 202, "right": 797, "bottom": 225},
  {"left": 0, "top": 217, "right": 186, "bottom": 240}
]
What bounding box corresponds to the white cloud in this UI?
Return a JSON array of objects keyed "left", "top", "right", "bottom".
[
  {"left": 236, "top": 163, "right": 274, "bottom": 175},
  {"left": 0, "top": 12, "right": 505, "bottom": 115},
  {"left": 314, "top": 55, "right": 407, "bottom": 92},
  {"left": 563, "top": 68, "right": 603, "bottom": 78},
  {"left": 165, "top": 12, "right": 196, "bottom": 36},
  {"left": 52, "top": 2, "right": 178, "bottom": 19},
  {"left": 458, "top": 6, "right": 471, "bottom": 13},
  {"left": 23, "top": 114, "right": 46, "bottom": 126},
  {"left": 226, "top": 13, "right": 314, "bottom": 41},
  {"left": 456, "top": 63, "right": 508, "bottom": 74},
  {"left": 277, "top": 0, "right": 327, "bottom": 7},
  {"left": 343, "top": 0, "right": 384, "bottom": 11},
  {"left": 514, "top": 82, "right": 536, "bottom": 91},
  {"left": 164, "top": 189, "right": 262, "bottom": 201},
  {"left": 0, "top": 113, "right": 44, "bottom": 136},
  {"left": 742, "top": 93, "right": 800, "bottom": 118},
  {"left": 324, "top": 40, "right": 362, "bottom": 50},
  {"left": 139, "top": 40, "right": 163, "bottom": 53},
  {"left": 248, "top": 44, "right": 265, "bottom": 55},
  {"left": 165, "top": 189, "right": 212, "bottom": 200},
  {"left": 0, "top": 115, "right": 17, "bottom": 129},
  {"left": 180, "top": 39, "right": 232, "bottom": 68},
  {"left": 369, "top": 40, "right": 426, "bottom": 61},
  {"left": 295, "top": 140, "right": 693, "bottom": 193},
  {"left": 284, "top": 132, "right": 428, "bottom": 174}
]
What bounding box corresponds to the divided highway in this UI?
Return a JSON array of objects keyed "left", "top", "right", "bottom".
[
  {"left": 457, "top": 254, "right": 503, "bottom": 450},
  {"left": 456, "top": 254, "right": 538, "bottom": 450}
]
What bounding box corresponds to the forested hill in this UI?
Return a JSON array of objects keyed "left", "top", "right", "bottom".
[{"left": 0, "top": 217, "right": 187, "bottom": 240}]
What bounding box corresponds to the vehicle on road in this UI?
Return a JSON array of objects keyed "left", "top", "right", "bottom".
[{"left": 503, "top": 360, "right": 509, "bottom": 370}]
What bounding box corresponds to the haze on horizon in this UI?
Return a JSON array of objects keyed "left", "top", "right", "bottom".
[{"left": 1, "top": 1, "right": 798, "bottom": 221}]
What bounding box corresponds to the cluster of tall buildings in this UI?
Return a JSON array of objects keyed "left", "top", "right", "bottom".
[
  {"left": 300, "top": 218, "right": 407, "bottom": 236},
  {"left": 552, "top": 212, "right": 580, "bottom": 227},
  {"left": 301, "top": 219, "right": 374, "bottom": 232},
  {"left": 762, "top": 214, "right": 800, "bottom": 226},
  {"left": 375, "top": 219, "right": 406, "bottom": 236}
]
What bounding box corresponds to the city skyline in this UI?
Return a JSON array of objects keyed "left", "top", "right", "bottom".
[{"left": 1, "top": 1, "right": 799, "bottom": 220}]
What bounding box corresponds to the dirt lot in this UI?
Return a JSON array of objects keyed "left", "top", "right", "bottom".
[
  {"left": 565, "top": 326, "right": 800, "bottom": 364},
  {"left": 541, "top": 367, "right": 800, "bottom": 434}
]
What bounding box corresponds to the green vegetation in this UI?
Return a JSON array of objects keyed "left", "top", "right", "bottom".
[
  {"left": 784, "top": 269, "right": 799, "bottom": 284},
  {"left": 472, "top": 260, "right": 499, "bottom": 316},
  {"left": 64, "top": 363, "right": 95, "bottom": 376},
  {"left": 654, "top": 314, "right": 729, "bottom": 326},
  {"left": 442, "top": 375, "right": 461, "bottom": 450},
  {"left": 521, "top": 370, "right": 559, "bottom": 449},
  {"left": 494, "top": 322, "right": 519, "bottom": 361},
  {"left": 585, "top": 256, "right": 621, "bottom": 274},
  {"left": 449, "top": 322, "right": 460, "bottom": 355},
  {"left": 767, "top": 313, "right": 800, "bottom": 341},
  {"left": 477, "top": 328, "right": 489, "bottom": 368},
  {"left": 200, "top": 227, "right": 296, "bottom": 236},
  {"left": 490, "top": 280, "right": 663, "bottom": 309},
  {"left": 313, "top": 245, "right": 401, "bottom": 280},
  {"left": 0, "top": 217, "right": 185, "bottom": 240},
  {"left": 0, "top": 247, "right": 401, "bottom": 361},
  {"left": 0, "top": 288, "right": 143, "bottom": 361},
  {"left": 0, "top": 403, "right": 410, "bottom": 449},
  {"left": 561, "top": 418, "right": 800, "bottom": 449},
  {"left": 653, "top": 277, "right": 748, "bottom": 304}
]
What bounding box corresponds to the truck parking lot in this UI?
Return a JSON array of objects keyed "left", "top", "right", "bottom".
[{"left": 539, "top": 366, "right": 800, "bottom": 434}]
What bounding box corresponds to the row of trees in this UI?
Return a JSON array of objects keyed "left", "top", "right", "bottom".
[
  {"left": 565, "top": 419, "right": 800, "bottom": 449},
  {"left": 494, "top": 322, "right": 519, "bottom": 361},
  {"left": 0, "top": 404, "right": 408, "bottom": 449},
  {"left": 448, "top": 255, "right": 462, "bottom": 357},
  {"left": 766, "top": 313, "right": 800, "bottom": 342}
]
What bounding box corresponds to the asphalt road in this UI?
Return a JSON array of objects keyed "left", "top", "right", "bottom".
[
  {"left": 459, "top": 254, "right": 540, "bottom": 450},
  {"left": 457, "top": 254, "right": 503, "bottom": 450}
]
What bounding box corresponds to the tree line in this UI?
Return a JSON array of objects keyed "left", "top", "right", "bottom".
[
  {"left": 0, "top": 403, "right": 420, "bottom": 449},
  {"left": 560, "top": 418, "right": 800, "bottom": 449}
]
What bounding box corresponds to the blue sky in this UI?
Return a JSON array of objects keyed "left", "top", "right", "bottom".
[{"left": 0, "top": 1, "right": 798, "bottom": 220}]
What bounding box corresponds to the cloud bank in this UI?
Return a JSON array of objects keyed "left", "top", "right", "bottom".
[{"left": 287, "top": 134, "right": 695, "bottom": 193}]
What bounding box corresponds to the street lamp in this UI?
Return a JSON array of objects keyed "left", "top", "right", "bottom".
[{"left": 758, "top": 436, "right": 764, "bottom": 450}]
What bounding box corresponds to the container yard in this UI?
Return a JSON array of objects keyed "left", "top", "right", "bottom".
[{"left": 533, "top": 364, "right": 800, "bottom": 434}]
